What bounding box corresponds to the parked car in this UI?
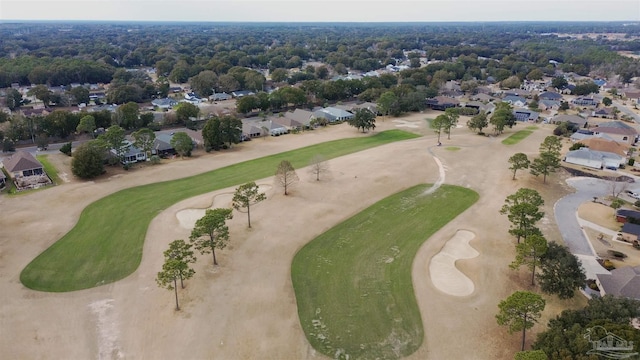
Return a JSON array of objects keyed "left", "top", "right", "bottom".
[{"left": 625, "top": 190, "right": 640, "bottom": 199}]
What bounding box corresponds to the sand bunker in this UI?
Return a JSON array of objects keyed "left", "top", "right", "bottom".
[
  {"left": 429, "top": 230, "right": 478, "bottom": 297},
  {"left": 392, "top": 119, "right": 421, "bottom": 128},
  {"left": 176, "top": 184, "right": 272, "bottom": 229}
]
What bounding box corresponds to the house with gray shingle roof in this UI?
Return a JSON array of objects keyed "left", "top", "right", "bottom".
[
  {"left": 539, "top": 99, "right": 561, "bottom": 111},
  {"left": 502, "top": 95, "right": 526, "bottom": 107},
  {"left": 284, "top": 109, "right": 315, "bottom": 127},
  {"left": 596, "top": 265, "right": 640, "bottom": 299},
  {"left": 151, "top": 98, "right": 178, "bottom": 109},
  {"left": 313, "top": 107, "right": 354, "bottom": 123},
  {"left": 538, "top": 91, "right": 563, "bottom": 101},
  {"left": 553, "top": 114, "right": 588, "bottom": 128},
  {"left": 564, "top": 147, "right": 624, "bottom": 169},
  {"left": 2, "top": 151, "right": 51, "bottom": 190}
]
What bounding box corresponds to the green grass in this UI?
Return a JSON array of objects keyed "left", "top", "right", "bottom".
[
  {"left": 36, "top": 155, "right": 61, "bottom": 184},
  {"left": 292, "top": 184, "right": 479, "bottom": 359},
  {"left": 444, "top": 146, "right": 461, "bottom": 151},
  {"left": 525, "top": 126, "right": 538, "bottom": 130},
  {"left": 502, "top": 129, "right": 534, "bottom": 145},
  {"left": 20, "top": 130, "right": 419, "bottom": 292}
]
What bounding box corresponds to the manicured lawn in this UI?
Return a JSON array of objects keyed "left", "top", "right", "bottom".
[
  {"left": 20, "top": 130, "right": 419, "bottom": 292},
  {"left": 502, "top": 129, "right": 534, "bottom": 145},
  {"left": 292, "top": 184, "right": 479, "bottom": 359},
  {"left": 445, "top": 146, "right": 461, "bottom": 151},
  {"left": 36, "top": 155, "right": 61, "bottom": 184}
]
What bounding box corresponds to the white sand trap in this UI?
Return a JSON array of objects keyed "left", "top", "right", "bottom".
[
  {"left": 392, "top": 119, "right": 420, "bottom": 128},
  {"left": 176, "top": 184, "right": 272, "bottom": 229},
  {"left": 429, "top": 230, "right": 478, "bottom": 297}
]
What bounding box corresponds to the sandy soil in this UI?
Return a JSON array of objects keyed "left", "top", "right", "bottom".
[{"left": 0, "top": 113, "right": 577, "bottom": 360}]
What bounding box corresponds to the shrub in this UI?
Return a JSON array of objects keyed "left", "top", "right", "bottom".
[
  {"left": 60, "top": 142, "right": 72, "bottom": 156},
  {"left": 629, "top": 158, "right": 635, "bottom": 166},
  {"left": 603, "top": 259, "right": 615, "bottom": 270},
  {"left": 607, "top": 250, "right": 627, "bottom": 259},
  {"left": 149, "top": 155, "right": 160, "bottom": 165}
]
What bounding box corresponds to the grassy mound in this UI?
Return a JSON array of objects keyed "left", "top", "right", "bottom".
[
  {"left": 292, "top": 184, "right": 478, "bottom": 359},
  {"left": 502, "top": 129, "right": 535, "bottom": 145},
  {"left": 21, "top": 130, "right": 419, "bottom": 292}
]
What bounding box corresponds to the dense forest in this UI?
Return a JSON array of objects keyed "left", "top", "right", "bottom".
[
  {"left": 0, "top": 21, "right": 639, "bottom": 148},
  {"left": 0, "top": 21, "right": 639, "bottom": 88}
]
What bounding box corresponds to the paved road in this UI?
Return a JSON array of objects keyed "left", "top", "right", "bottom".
[
  {"left": 555, "top": 177, "right": 611, "bottom": 256},
  {"left": 613, "top": 100, "right": 640, "bottom": 123}
]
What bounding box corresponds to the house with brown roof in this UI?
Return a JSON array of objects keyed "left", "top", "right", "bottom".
[
  {"left": 594, "top": 121, "right": 638, "bottom": 145},
  {"left": 596, "top": 265, "right": 640, "bottom": 299},
  {"left": 2, "top": 151, "right": 51, "bottom": 190},
  {"left": 623, "top": 90, "right": 640, "bottom": 104},
  {"left": 580, "top": 138, "right": 630, "bottom": 157}
]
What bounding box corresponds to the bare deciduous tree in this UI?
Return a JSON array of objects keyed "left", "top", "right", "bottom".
[
  {"left": 608, "top": 176, "right": 629, "bottom": 198},
  {"left": 309, "top": 155, "right": 329, "bottom": 181},
  {"left": 275, "top": 160, "right": 299, "bottom": 195}
]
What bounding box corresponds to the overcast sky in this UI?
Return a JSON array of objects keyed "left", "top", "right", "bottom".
[{"left": 1, "top": 0, "right": 639, "bottom": 22}]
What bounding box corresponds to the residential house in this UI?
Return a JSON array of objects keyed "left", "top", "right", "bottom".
[
  {"left": 231, "top": 90, "right": 255, "bottom": 98},
  {"left": 2, "top": 151, "right": 51, "bottom": 190},
  {"left": 596, "top": 265, "right": 640, "bottom": 299},
  {"left": 564, "top": 148, "right": 624, "bottom": 169},
  {"left": 351, "top": 102, "right": 379, "bottom": 115},
  {"left": 273, "top": 117, "right": 304, "bottom": 132},
  {"left": 111, "top": 140, "right": 146, "bottom": 164},
  {"left": 152, "top": 133, "right": 176, "bottom": 157},
  {"left": 504, "top": 89, "right": 531, "bottom": 98},
  {"left": 284, "top": 108, "right": 315, "bottom": 128},
  {"left": 594, "top": 121, "right": 638, "bottom": 145},
  {"left": 463, "top": 101, "right": 495, "bottom": 114},
  {"left": 513, "top": 108, "right": 539, "bottom": 122},
  {"left": 258, "top": 120, "right": 288, "bottom": 136},
  {"left": 619, "top": 223, "right": 640, "bottom": 243},
  {"left": 470, "top": 93, "right": 494, "bottom": 102},
  {"left": 89, "top": 104, "right": 118, "bottom": 113},
  {"left": 539, "top": 99, "right": 561, "bottom": 111},
  {"left": 151, "top": 98, "right": 178, "bottom": 109},
  {"left": 569, "top": 131, "right": 617, "bottom": 143},
  {"left": 580, "top": 138, "right": 629, "bottom": 157},
  {"left": 616, "top": 209, "right": 640, "bottom": 224},
  {"left": 593, "top": 107, "right": 615, "bottom": 119},
  {"left": 242, "top": 122, "right": 267, "bottom": 138},
  {"left": 210, "top": 92, "right": 232, "bottom": 101},
  {"left": 184, "top": 92, "right": 203, "bottom": 104},
  {"left": 425, "top": 96, "right": 459, "bottom": 111},
  {"left": 623, "top": 90, "right": 640, "bottom": 104},
  {"left": 538, "top": 91, "right": 563, "bottom": 101},
  {"left": 572, "top": 97, "right": 598, "bottom": 107},
  {"left": 502, "top": 95, "right": 526, "bottom": 108},
  {"left": 313, "top": 107, "right": 355, "bottom": 123},
  {"left": 20, "top": 108, "right": 50, "bottom": 117},
  {"left": 0, "top": 170, "right": 5, "bottom": 188},
  {"left": 553, "top": 114, "right": 588, "bottom": 128}
]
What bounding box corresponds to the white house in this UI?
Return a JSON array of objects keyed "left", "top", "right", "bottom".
[{"left": 564, "top": 148, "right": 624, "bottom": 170}]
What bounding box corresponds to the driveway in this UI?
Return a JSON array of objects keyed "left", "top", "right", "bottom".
[{"left": 555, "top": 177, "right": 611, "bottom": 278}]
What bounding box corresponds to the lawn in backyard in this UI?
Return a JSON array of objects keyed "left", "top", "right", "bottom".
[
  {"left": 501, "top": 128, "right": 535, "bottom": 145},
  {"left": 36, "top": 155, "right": 61, "bottom": 184},
  {"left": 291, "top": 184, "right": 479, "bottom": 359},
  {"left": 20, "top": 130, "right": 419, "bottom": 292}
]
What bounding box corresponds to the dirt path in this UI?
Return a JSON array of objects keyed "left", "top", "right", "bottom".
[{"left": 0, "top": 115, "right": 568, "bottom": 360}]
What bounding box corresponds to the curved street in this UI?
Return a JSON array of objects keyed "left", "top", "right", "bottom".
[{"left": 554, "top": 177, "right": 612, "bottom": 279}]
